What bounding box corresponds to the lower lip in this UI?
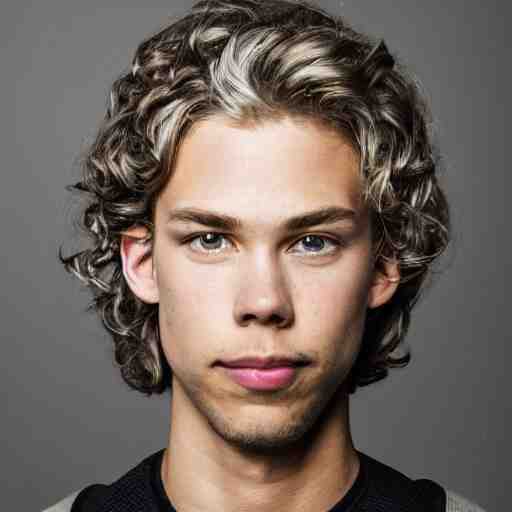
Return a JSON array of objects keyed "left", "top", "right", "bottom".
[{"left": 219, "top": 366, "right": 300, "bottom": 390}]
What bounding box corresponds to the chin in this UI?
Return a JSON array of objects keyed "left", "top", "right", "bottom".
[
  {"left": 219, "top": 416, "right": 314, "bottom": 454},
  {"left": 197, "top": 388, "right": 342, "bottom": 456}
]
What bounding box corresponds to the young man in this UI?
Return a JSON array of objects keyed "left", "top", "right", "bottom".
[{"left": 48, "top": 0, "right": 485, "bottom": 510}]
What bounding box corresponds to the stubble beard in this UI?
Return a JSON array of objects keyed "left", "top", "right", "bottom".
[{"left": 176, "top": 370, "right": 348, "bottom": 457}]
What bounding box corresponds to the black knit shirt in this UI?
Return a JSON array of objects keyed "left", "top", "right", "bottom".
[{"left": 71, "top": 448, "right": 445, "bottom": 511}]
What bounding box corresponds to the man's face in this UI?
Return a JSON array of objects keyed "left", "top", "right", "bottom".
[{"left": 135, "top": 114, "right": 392, "bottom": 452}]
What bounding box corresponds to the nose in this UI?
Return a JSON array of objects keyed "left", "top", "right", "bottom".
[{"left": 233, "top": 252, "right": 294, "bottom": 329}]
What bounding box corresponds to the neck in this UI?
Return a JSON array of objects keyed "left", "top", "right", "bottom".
[{"left": 161, "top": 381, "right": 359, "bottom": 512}]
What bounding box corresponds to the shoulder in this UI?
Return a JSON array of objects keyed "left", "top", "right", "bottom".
[
  {"left": 358, "top": 451, "right": 487, "bottom": 512},
  {"left": 41, "top": 490, "right": 81, "bottom": 512},
  {"left": 41, "top": 448, "right": 164, "bottom": 512},
  {"left": 445, "top": 489, "right": 487, "bottom": 512}
]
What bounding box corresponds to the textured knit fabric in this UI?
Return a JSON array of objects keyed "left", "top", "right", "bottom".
[{"left": 42, "top": 449, "right": 486, "bottom": 512}]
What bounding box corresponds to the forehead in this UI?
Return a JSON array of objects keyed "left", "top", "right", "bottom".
[{"left": 156, "top": 114, "right": 366, "bottom": 227}]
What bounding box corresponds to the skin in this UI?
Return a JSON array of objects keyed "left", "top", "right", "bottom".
[{"left": 121, "top": 114, "right": 399, "bottom": 512}]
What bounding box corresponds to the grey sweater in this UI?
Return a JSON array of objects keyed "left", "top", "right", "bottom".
[{"left": 42, "top": 488, "right": 486, "bottom": 511}]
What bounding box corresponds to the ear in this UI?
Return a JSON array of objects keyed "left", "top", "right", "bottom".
[
  {"left": 367, "top": 257, "right": 400, "bottom": 309},
  {"left": 120, "top": 226, "right": 159, "bottom": 304}
]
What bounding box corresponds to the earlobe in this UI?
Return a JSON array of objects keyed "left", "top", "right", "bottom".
[
  {"left": 120, "top": 226, "right": 159, "bottom": 304},
  {"left": 367, "top": 258, "right": 400, "bottom": 309}
]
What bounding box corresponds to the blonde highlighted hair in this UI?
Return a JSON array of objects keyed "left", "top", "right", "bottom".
[{"left": 60, "top": 0, "right": 450, "bottom": 394}]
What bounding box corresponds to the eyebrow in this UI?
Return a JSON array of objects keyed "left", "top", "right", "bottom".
[{"left": 166, "top": 206, "right": 357, "bottom": 231}]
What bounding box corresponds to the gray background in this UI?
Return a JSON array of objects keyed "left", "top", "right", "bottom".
[{"left": 1, "top": 1, "right": 507, "bottom": 510}]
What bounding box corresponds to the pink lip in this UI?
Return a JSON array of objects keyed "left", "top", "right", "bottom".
[{"left": 220, "top": 366, "right": 299, "bottom": 390}]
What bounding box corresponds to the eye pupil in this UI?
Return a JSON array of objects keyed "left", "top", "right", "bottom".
[
  {"left": 303, "top": 235, "right": 324, "bottom": 251},
  {"left": 201, "top": 233, "right": 222, "bottom": 248}
]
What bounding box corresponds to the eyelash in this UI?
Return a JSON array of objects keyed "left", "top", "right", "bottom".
[{"left": 182, "top": 232, "right": 344, "bottom": 257}]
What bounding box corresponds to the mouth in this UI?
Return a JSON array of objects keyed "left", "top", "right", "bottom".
[
  {"left": 214, "top": 355, "right": 311, "bottom": 391},
  {"left": 214, "top": 355, "right": 311, "bottom": 369}
]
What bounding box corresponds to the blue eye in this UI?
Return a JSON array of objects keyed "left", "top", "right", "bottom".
[
  {"left": 292, "top": 235, "right": 340, "bottom": 255},
  {"left": 187, "top": 232, "right": 341, "bottom": 256}
]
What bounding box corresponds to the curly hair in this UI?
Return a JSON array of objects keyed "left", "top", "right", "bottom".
[{"left": 59, "top": 0, "right": 450, "bottom": 395}]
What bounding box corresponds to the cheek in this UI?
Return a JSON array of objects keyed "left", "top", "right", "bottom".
[
  {"left": 155, "top": 259, "right": 231, "bottom": 369},
  {"left": 297, "top": 255, "right": 372, "bottom": 359}
]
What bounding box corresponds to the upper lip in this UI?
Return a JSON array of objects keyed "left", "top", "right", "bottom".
[{"left": 216, "top": 356, "right": 311, "bottom": 369}]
